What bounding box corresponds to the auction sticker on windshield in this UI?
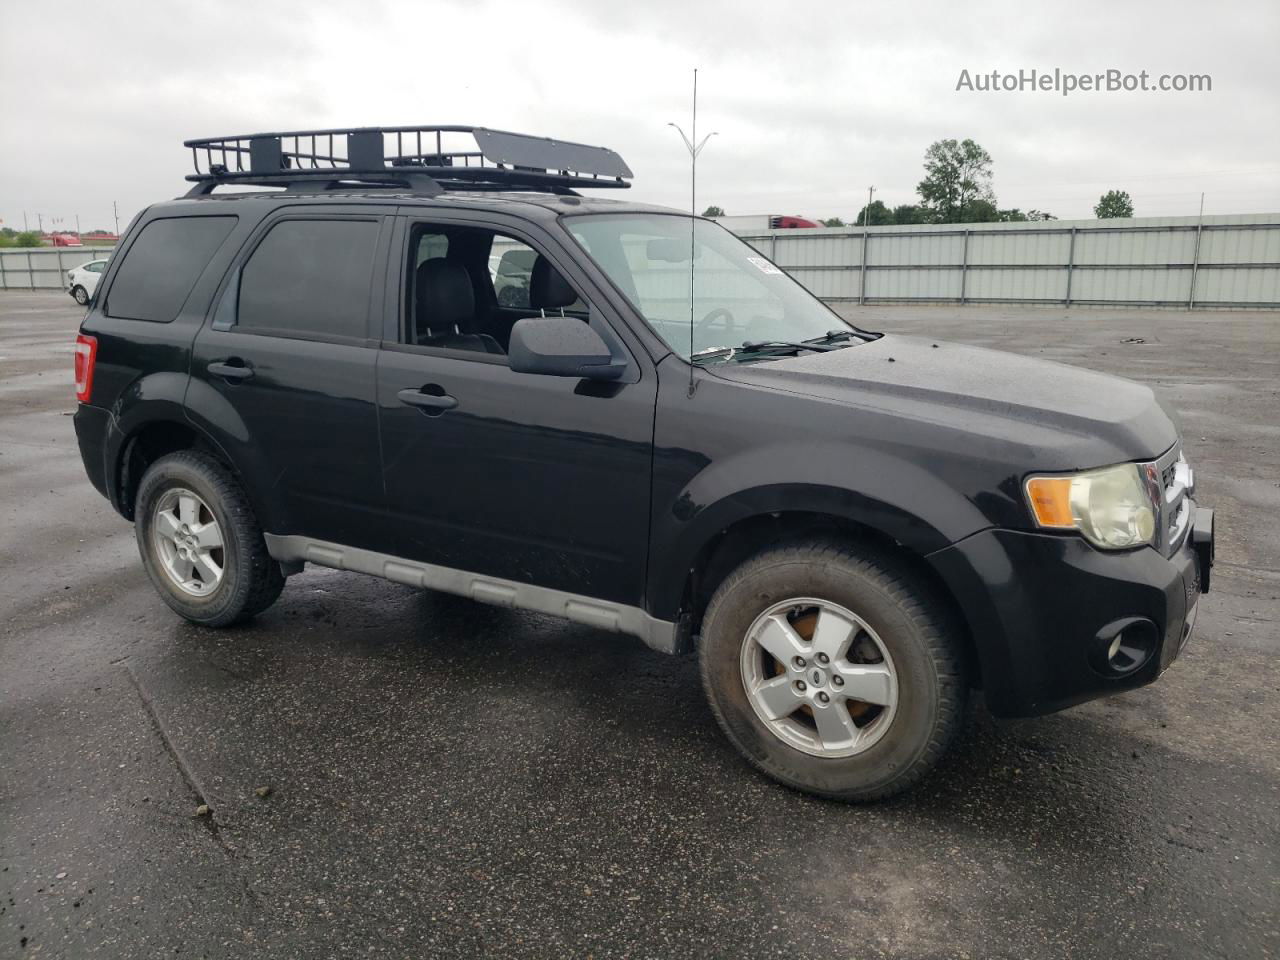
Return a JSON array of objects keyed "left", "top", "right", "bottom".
[{"left": 746, "top": 256, "right": 783, "bottom": 275}]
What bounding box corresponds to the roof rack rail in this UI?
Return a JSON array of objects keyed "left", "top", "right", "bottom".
[{"left": 183, "top": 125, "right": 633, "bottom": 197}]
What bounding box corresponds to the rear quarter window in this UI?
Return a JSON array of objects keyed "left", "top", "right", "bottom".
[{"left": 105, "top": 216, "right": 237, "bottom": 322}]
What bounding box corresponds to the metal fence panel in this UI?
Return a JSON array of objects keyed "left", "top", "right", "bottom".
[
  {"left": 1200, "top": 225, "right": 1280, "bottom": 264},
  {"left": 728, "top": 213, "right": 1280, "bottom": 309},
  {"left": 0, "top": 246, "right": 114, "bottom": 290},
  {"left": 1196, "top": 266, "right": 1280, "bottom": 305},
  {"left": 966, "top": 267, "right": 1064, "bottom": 301},
  {"left": 1072, "top": 266, "right": 1192, "bottom": 304},
  {"left": 968, "top": 230, "right": 1070, "bottom": 265}
]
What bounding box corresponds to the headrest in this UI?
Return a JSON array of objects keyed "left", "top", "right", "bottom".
[
  {"left": 529, "top": 256, "right": 577, "bottom": 311},
  {"left": 416, "top": 258, "right": 474, "bottom": 335}
]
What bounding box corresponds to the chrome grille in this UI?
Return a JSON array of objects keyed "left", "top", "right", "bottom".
[{"left": 1147, "top": 444, "right": 1193, "bottom": 556}]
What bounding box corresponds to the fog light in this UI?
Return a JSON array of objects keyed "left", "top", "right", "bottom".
[
  {"left": 1091, "top": 617, "right": 1159, "bottom": 677},
  {"left": 1107, "top": 634, "right": 1124, "bottom": 662}
]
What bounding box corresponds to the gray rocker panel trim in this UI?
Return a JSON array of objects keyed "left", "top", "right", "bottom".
[{"left": 264, "top": 534, "right": 679, "bottom": 654}]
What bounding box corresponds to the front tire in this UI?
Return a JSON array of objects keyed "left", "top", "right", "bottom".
[
  {"left": 699, "top": 539, "right": 967, "bottom": 801},
  {"left": 134, "top": 451, "right": 284, "bottom": 627},
  {"left": 72, "top": 285, "right": 89, "bottom": 305}
]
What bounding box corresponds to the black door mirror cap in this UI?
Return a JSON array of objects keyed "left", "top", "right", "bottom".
[{"left": 507, "top": 316, "right": 626, "bottom": 381}]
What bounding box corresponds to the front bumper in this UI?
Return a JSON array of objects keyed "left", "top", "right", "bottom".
[{"left": 929, "top": 506, "right": 1213, "bottom": 718}]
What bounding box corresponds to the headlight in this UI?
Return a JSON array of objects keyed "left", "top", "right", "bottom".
[{"left": 1025, "top": 463, "right": 1157, "bottom": 550}]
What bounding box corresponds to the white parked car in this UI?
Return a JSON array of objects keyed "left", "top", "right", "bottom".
[{"left": 67, "top": 259, "right": 109, "bottom": 305}]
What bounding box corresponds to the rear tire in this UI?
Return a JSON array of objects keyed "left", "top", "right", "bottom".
[
  {"left": 72, "top": 285, "right": 89, "bottom": 305},
  {"left": 134, "top": 451, "right": 284, "bottom": 627},
  {"left": 699, "top": 539, "right": 966, "bottom": 801}
]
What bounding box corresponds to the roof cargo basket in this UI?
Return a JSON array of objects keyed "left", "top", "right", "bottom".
[{"left": 183, "top": 125, "right": 633, "bottom": 196}]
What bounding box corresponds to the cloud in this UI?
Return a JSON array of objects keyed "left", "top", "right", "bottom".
[{"left": 1, "top": 0, "right": 1277, "bottom": 229}]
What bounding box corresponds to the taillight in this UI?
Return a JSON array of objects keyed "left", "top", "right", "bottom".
[{"left": 73, "top": 334, "right": 97, "bottom": 403}]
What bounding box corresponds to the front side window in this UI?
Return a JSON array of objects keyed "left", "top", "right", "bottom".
[
  {"left": 403, "top": 223, "right": 589, "bottom": 357},
  {"left": 237, "top": 219, "right": 378, "bottom": 340},
  {"left": 488, "top": 237, "right": 586, "bottom": 312},
  {"left": 106, "top": 216, "right": 236, "bottom": 322},
  {"left": 563, "top": 214, "right": 855, "bottom": 360}
]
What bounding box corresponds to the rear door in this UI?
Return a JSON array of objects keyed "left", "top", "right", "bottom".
[
  {"left": 188, "top": 208, "right": 394, "bottom": 551},
  {"left": 374, "top": 211, "right": 657, "bottom": 608}
]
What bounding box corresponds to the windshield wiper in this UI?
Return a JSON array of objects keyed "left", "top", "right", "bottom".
[
  {"left": 740, "top": 339, "right": 840, "bottom": 354},
  {"left": 807, "top": 328, "right": 876, "bottom": 345},
  {"left": 691, "top": 336, "right": 853, "bottom": 365}
]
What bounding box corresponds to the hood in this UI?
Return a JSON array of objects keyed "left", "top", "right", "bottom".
[{"left": 711, "top": 334, "right": 1179, "bottom": 466}]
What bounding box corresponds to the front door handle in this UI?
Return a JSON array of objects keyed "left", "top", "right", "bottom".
[
  {"left": 207, "top": 359, "right": 254, "bottom": 381},
  {"left": 397, "top": 387, "right": 458, "bottom": 412}
]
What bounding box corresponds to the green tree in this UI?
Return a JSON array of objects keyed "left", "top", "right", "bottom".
[
  {"left": 1094, "top": 190, "right": 1134, "bottom": 219},
  {"left": 701, "top": 205, "right": 725, "bottom": 217},
  {"left": 855, "top": 200, "right": 895, "bottom": 226},
  {"left": 14, "top": 231, "right": 43, "bottom": 247},
  {"left": 954, "top": 198, "right": 1000, "bottom": 223},
  {"left": 821, "top": 216, "right": 846, "bottom": 227},
  {"left": 1027, "top": 209, "right": 1057, "bottom": 221},
  {"left": 892, "top": 204, "right": 926, "bottom": 225},
  {"left": 917, "top": 138, "right": 995, "bottom": 223}
]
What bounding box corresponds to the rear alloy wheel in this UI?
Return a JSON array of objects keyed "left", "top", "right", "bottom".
[
  {"left": 134, "top": 451, "right": 284, "bottom": 626},
  {"left": 700, "top": 539, "right": 967, "bottom": 801},
  {"left": 72, "top": 285, "right": 89, "bottom": 305},
  {"left": 151, "top": 487, "right": 225, "bottom": 597}
]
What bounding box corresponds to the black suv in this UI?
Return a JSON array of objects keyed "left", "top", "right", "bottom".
[{"left": 73, "top": 126, "right": 1214, "bottom": 800}]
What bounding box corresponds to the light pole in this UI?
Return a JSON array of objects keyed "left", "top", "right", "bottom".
[
  {"left": 669, "top": 68, "right": 717, "bottom": 395},
  {"left": 668, "top": 70, "right": 717, "bottom": 218},
  {"left": 862, "top": 185, "right": 876, "bottom": 226}
]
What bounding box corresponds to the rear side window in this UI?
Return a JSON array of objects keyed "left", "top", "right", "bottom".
[
  {"left": 106, "top": 217, "right": 236, "bottom": 322},
  {"left": 237, "top": 219, "right": 378, "bottom": 340}
]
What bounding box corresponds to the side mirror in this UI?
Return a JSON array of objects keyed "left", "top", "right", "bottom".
[{"left": 507, "top": 316, "right": 626, "bottom": 381}]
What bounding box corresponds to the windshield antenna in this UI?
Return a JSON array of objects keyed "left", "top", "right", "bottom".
[{"left": 669, "top": 68, "right": 717, "bottom": 397}]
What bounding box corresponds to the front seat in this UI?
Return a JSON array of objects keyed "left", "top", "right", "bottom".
[
  {"left": 529, "top": 256, "right": 578, "bottom": 314},
  {"left": 416, "top": 258, "right": 504, "bottom": 354}
]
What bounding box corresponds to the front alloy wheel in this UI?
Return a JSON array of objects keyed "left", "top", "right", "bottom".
[
  {"left": 699, "top": 539, "right": 967, "bottom": 801},
  {"left": 741, "top": 599, "right": 898, "bottom": 758}
]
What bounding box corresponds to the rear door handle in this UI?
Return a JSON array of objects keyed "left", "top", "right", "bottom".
[
  {"left": 207, "top": 359, "right": 254, "bottom": 381},
  {"left": 397, "top": 387, "right": 457, "bottom": 412}
]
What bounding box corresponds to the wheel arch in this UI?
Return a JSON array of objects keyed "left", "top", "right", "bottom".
[
  {"left": 111, "top": 409, "right": 277, "bottom": 530},
  {"left": 657, "top": 497, "right": 982, "bottom": 687}
]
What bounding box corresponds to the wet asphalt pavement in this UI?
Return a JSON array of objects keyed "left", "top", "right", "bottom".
[{"left": 1, "top": 291, "right": 1277, "bottom": 959}]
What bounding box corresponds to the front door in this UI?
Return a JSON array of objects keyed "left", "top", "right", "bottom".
[{"left": 375, "top": 216, "right": 657, "bottom": 607}]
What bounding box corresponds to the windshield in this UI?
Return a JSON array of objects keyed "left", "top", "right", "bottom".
[{"left": 563, "top": 214, "right": 858, "bottom": 361}]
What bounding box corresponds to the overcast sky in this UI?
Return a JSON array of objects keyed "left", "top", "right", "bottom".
[{"left": 2, "top": 0, "right": 1277, "bottom": 231}]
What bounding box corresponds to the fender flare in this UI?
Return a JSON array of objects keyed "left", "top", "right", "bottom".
[
  {"left": 645, "top": 440, "right": 995, "bottom": 622},
  {"left": 106, "top": 378, "right": 281, "bottom": 530}
]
